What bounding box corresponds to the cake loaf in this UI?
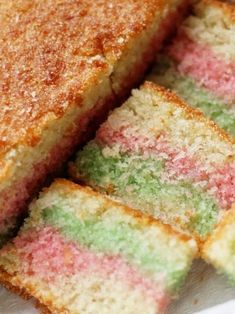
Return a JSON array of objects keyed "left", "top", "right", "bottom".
[
  {"left": 72, "top": 82, "right": 235, "bottom": 241},
  {"left": 149, "top": 0, "right": 235, "bottom": 136},
  {"left": 0, "top": 0, "right": 187, "bottom": 244},
  {"left": 0, "top": 179, "right": 197, "bottom": 314}
]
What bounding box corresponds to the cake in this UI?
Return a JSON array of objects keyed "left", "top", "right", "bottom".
[
  {"left": 148, "top": 0, "right": 235, "bottom": 137},
  {"left": 72, "top": 82, "right": 235, "bottom": 241},
  {"left": 0, "top": 0, "right": 187, "bottom": 245},
  {"left": 202, "top": 208, "right": 235, "bottom": 284},
  {"left": 0, "top": 179, "right": 197, "bottom": 314}
]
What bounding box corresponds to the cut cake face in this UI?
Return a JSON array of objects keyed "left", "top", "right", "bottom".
[
  {"left": 148, "top": 0, "right": 235, "bottom": 137},
  {"left": 0, "top": 179, "right": 197, "bottom": 314},
  {"left": 73, "top": 82, "right": 235, "bottom": 241}
]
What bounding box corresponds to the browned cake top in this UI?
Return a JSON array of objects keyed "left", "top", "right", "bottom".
[{"left": 0, "top": 0, "right": 167, "bottom": 155}]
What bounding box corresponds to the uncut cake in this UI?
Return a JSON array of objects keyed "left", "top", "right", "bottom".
[
  {"left": 202, "top": 208, "right": 235, "bottom": 284},
  {"left": 148, "top": 0, "right": 235, "bottom": 137},
  {"left": 72, "top": 82, "right": 235, "bottom": 241},
  {"left": 0, "top": 179, "right": 197, "bottom": 314},
  {"left": 0, "top": 0, "right": 187, "bottom": 245}
]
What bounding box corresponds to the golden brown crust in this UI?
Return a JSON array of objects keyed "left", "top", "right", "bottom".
[
  {"left": 0, "top": 266, "right": 74, "bottom": 314},
  {"left": 198, "top": 0, "right": 235, "bottom": 23},
  {"left": 0, "top": 267, "right": 52, "bottom": 314},
  {"left": 143, "top": 81, "right": 235, "bottom": 144},
  {"left": 52, "top": 178, "right": 197, "bottom": 246},
  {"left": 0, "top": 0, "right": 173, "bottom": 156}
]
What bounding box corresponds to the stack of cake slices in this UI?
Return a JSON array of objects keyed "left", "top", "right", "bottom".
[
  {"left": 148, "top": 0, "right": 235, "bottom": 284},
  {"left": 0, "top": 0, "right": 197, "bottom": 313},
  {"left": 0, "top": 0, "right": 235, "bottom": 313}
]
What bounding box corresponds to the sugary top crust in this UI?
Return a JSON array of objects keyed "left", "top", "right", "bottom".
[
  {"left": 0, "top": 0, "right": 168, "bottom": 156},
  {"left": 142, "top": 81, "right": 235, "bottom": 145}
]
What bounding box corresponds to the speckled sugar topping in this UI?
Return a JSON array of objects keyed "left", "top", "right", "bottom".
[{"left": 0, "top": 0, "right": 167, "bottom": 153}]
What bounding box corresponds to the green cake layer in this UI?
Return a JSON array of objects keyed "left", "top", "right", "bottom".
[
  {"left": 75, "top": 142, "right": 218, "bottom": 237},
  {"left": 42, "top": 203, "right": 189, "bottom": 291}
]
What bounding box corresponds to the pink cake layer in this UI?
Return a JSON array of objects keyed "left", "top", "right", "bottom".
[
  {"left": 8, "top": 226, "right": 169, "bottom": 312},
  {"left": 97, "top": 124, "right": 235, "bottom": 210},
  {"left": 168, "top": 32, "right": 235, "bottom": 104},
  {"left": 0, "top": 6, "right": 186, "bottom": 237}
]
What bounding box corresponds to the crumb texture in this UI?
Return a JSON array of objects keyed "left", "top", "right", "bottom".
[
  {"left": 74, "top": 82, "right": 235, "bottom": 240},
  {"left": 148, "top": 0, "right": 235, "bottom": 136}
]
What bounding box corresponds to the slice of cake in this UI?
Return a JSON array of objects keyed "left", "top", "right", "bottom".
[
  {"left": 0, "top": 179, "right": 197, "bottom": 314},
  {"left": 148, "top": 0, "right": 235, "bottom": 136},
  {"left": 72, "top": 82, "right": 235, "bottom": 241},
  {"left": 0, "top": 0, "right": 187, "bottom": 245},
  {"left": 202, "top": 209, "right": 235, "bottom": 284}
]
